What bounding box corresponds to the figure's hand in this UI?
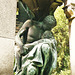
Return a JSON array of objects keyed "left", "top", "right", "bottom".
[
  {"left": 23, "top": 46, "right": 28, "bottom": 50},
  {"left": 18, "top": 45, "right": 23, "bottom": 54},
  {"left": 24, "top": 43, "right": 34, "bottom": 50},
  {"left": 20, "top": 45, "right": 28, "bottom": 55}
]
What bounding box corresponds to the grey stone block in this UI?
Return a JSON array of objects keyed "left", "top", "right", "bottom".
[
  {"left": 0, "top": 37, "right": 14, "bottom": 75},
  {"left": 0, "top": 0, "right": 16, "bottom": 39}
]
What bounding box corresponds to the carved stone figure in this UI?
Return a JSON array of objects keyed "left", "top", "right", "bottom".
[
  {"left": 62, "top": 0, "right": 75, "bottom": 36},
  {"left": 14, "top": 15, "right": 57, "bottom": 75}
]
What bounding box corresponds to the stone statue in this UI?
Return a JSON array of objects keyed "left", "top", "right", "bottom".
[
  {"left": 14, "top": 15, "right": 57, "bottom": 75},
  {"left": 62, "top": 0, "right": 75, "bottom": 36}
]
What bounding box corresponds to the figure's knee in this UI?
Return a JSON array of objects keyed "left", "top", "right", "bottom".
[
  {"left": 27, "top": 64, "right": 38, "bottom": 75},
  {"left": 42, "top": 44, "right": 50, "bottom": 55}
]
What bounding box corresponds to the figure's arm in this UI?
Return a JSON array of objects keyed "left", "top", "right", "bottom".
[
  {"left": 15, "top": 20, "right": 32, "bottom": 48},
  {"left": 23, "top": 39, "right": 43, "bottom": 51},
  {"left": 23, "top": 31, "right": 55, "bottom": 50}
]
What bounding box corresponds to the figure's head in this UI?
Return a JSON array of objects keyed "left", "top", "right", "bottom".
[
  {"left": 42, "top": 31, "right": 53, "bottom": 39},
  {"left": 43, "top": 15, "right": 56, "bottom": 30}
]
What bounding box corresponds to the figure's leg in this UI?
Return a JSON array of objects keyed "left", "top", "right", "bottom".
[
  {"left": 14, "top": 46, "right": 22, "bottom": 72},
  {"left": 16, "top": 51, "right": 22, "bottom": 70}
]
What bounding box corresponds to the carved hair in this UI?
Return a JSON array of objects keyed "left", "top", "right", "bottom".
[{"left": 43, "top": 15, "right": 56, "bottom": 30}]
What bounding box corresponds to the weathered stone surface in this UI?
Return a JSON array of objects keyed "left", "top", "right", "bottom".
[
  {"left": 70, "top": 18, "right": 75, "bottom": 75},
  {"left": 0, "top": 37, "right": 14, "bottom": 75},
  {"left": 0, "top": 0, "right": 16, "bottom": 75},
  {"left": 0, "top": 0, "right": 16, "bottom": 39}
]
